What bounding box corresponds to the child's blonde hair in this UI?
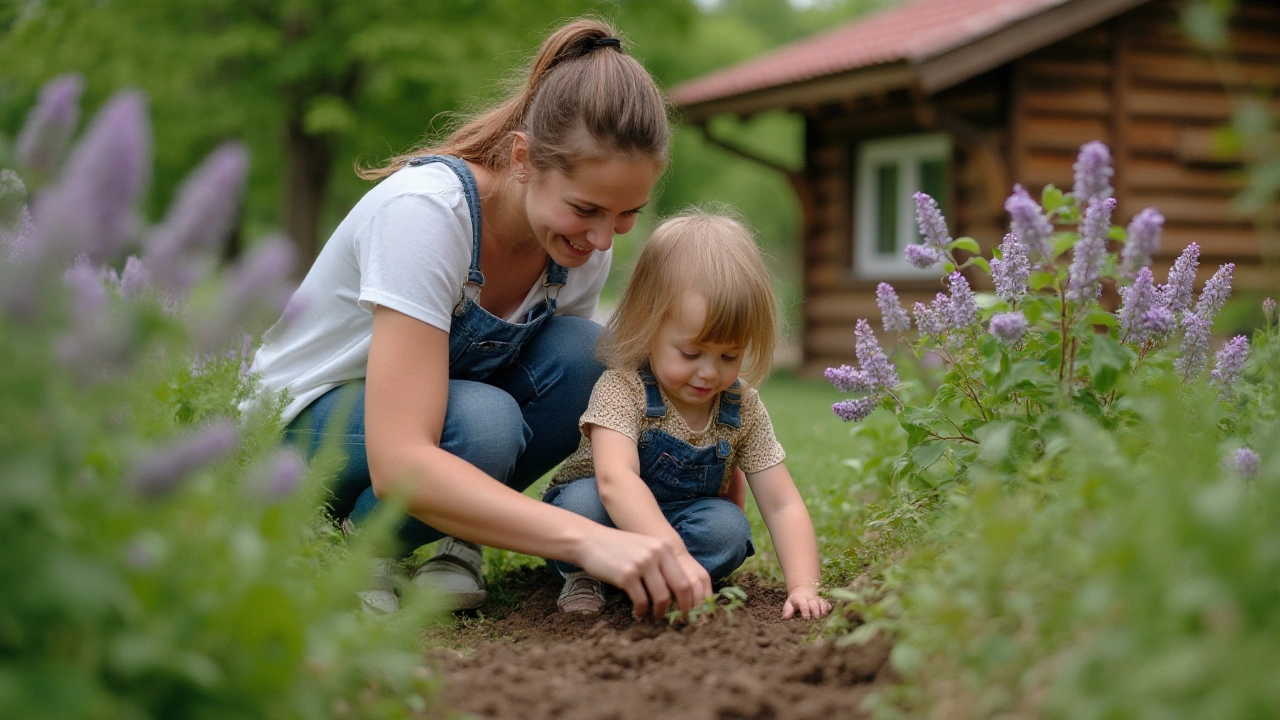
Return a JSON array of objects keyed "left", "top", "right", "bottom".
[{"left": 601, "top": 210, "right": 778, "bottom": 386}]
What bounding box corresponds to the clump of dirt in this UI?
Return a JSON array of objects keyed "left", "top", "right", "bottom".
[{"left": 426, "top": 569, "right": 893, "bottom": 720}]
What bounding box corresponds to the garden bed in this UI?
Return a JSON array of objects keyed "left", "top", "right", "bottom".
[{"left": 427, "top": 571, "right": 891, "bottom": 720}]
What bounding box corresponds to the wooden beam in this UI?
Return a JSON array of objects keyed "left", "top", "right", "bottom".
[
  {"left": 676, "top": 64, "right": 916, "bottom": 124},
  {"left": 1111, "top": 15, "right": 1131, "bottom": 219}
]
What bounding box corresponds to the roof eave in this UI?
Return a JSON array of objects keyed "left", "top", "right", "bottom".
[
  {"left": 915, "top": 0, "right": 1150, "bottom": 93},
  {"left": 677, "top": 62, "right": 917, "bottom": 124}
]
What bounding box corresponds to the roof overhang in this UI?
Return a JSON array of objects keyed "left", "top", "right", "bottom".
[{"left": 676, "top": 0, "right": 1149, "bottom": 124}]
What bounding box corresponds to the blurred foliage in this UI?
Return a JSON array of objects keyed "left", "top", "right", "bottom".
[
  {"left": 0, "top": 77, "right": 445, "bottom": 720},
  {"left": 0, "top": 0, "right": 894, "bottom": 328}
]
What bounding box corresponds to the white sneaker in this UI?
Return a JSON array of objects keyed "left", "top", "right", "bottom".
[
  {"left": 411, "top": 537, "right": 486, "bottom": 610},
  {"left": 557, "top": 572, "right": 605, "bottom": 614},
  {"left": 359, "top": 557, "right": 402, "bottom": 615}
]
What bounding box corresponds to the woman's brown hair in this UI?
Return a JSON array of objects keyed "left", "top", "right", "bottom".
[{"left": 359, "top": 18, "right": 670, "bottom": 180}]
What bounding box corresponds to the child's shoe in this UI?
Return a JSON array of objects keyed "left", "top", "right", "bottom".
[{"left": 557, "top": 572, "right": 605, "bottom": 613}]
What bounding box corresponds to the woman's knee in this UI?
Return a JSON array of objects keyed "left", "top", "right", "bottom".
[
  {"left": 440, "top": 382, "right": 528, "bottom": 481},
  {"left": 543, "top": 478, "right": 612, "bottom": 527}
]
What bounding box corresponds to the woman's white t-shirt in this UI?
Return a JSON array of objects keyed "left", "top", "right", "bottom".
[{"left": 249, "top": 162, "right": 611, "bottom": 423}]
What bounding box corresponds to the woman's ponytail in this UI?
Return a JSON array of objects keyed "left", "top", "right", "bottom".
[{"left": 359, "top": 18, "right": 669, "bottom": 181}]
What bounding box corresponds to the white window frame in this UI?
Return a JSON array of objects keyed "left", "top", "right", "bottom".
[{"left": 853, "top": 133, "right": 952, "bottom": 280}]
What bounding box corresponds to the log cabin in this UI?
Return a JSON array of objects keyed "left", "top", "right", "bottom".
[{"left": 670, "top": 0, "right": 1279, "bottom": 372}]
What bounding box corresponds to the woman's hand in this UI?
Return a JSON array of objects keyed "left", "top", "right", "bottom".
[
  {"left": 575, "top": 527, "right": 713, "bottom": 619},
  {"left": 781, "top": 585, "right": 831, "bottom": 620}
]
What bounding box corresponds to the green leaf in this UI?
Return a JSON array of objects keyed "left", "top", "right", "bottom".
[
  {"left": 1107, "top": 225, "right": 1127, "bottom": 242},
  {"left": 948, "top": 237, "right": 981, "bottom": 254},
  {"left": 1084, "top": 311, "right": 1119, "bottom": 328},
  {"left": 965, "top": 256, "right": 992, "bottom": 275},
  {"left": 1041, "top": 184, "right": 1063, "bottom": 212},
  {"left": 943, "top": 261, "right": 956, "bottom": 274},
  {"left": 910, "top": 441, "right": 945, "bottom": 470},
  {"left": 1053, "top": 233, "right": 1078, "bottom": 258},
  {"left": 1087, "top": 334, "right": 1129, "bottom": 394},
  {"left": 1028, "top": 271, "right": 1056, "bottom": 291}
]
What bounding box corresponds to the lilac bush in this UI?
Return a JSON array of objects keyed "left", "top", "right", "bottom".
[
  {"left": 0, "top": 77, "right": 434, "bottom": 719},
  {"left": 825, "top": 141, "right": 1262, "bottom": 485}
]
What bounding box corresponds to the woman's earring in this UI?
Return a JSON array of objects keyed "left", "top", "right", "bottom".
[{"left": 516, "top": 172, "right": 527, "bottom": 183}]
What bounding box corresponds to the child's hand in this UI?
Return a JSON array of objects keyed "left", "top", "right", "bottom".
[{"left": 782, "top": 585, "right": 831, "bottom": 620}]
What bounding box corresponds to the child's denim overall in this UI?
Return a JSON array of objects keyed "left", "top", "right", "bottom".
[
  {"left": 288, "top": 155, "right": 604, "bottom": 552},
  {"left": 544, "top": 367, "right": 755, "bottom": 580},
  {"left": 636, "top": 365, "right": 742, "bottom": 503}
]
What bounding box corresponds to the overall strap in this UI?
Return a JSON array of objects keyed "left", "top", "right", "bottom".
[
  {"left": 637, "top": 365, "right": 666, "bottom": 419},
  {"left": 406, "top": 155, "right": 485, "bottom": 289},
  {"left": 543, "top": 256, "right": 569, "bottom": 306},
  {"left": 716, "top": 379, "right": 743, "bottom": 429}
]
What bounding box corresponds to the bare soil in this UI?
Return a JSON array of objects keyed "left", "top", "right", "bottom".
[{"left": 425, "top": 569, "right": 893, "bottom": 720}]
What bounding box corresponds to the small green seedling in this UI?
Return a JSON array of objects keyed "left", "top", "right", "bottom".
[{"left": 666, "top": 585, "right": 748, "bottom": 624}]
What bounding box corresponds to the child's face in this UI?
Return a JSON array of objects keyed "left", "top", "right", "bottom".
[
  {"left": 647, "top": 292, "right": 745, "bottom": 419},
  {"left": 520, "top": 154, "right": 660, "bottom": 269}
]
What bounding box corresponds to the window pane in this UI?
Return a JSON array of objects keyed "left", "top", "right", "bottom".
[
  {"left": 876, "top": 163, "right": 898, "bottom": 256},
  {"left": 919, "top": 158, "right": 948, "bottom": 242}
]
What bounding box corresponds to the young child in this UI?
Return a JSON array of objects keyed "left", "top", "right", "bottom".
[{"left": 543, "top": 212, "right": 832, "bottom": 620}]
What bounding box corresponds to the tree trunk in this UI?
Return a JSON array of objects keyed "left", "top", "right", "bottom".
[{"left": 282, "top": 116, "right": 333, "bottom": 276}]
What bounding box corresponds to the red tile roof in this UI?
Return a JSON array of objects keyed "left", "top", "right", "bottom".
[{"left": 670, "top": 0, "right": 1071, "bottom": 108}]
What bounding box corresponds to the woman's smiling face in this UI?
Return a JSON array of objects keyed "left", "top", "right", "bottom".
[{"left": 520, "top": 152, "right": 662, "bottom": 268}]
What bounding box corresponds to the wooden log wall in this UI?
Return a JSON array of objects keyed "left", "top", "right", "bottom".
[
  {"left": 1016, "top": 0, "right": 1279, "bottom": 294},
  {"left": 801, "top": 78, "right": 1010, "bottom": 369},
  {"left": 800, "top": 0, "right": 1279, "bottom": 374}
]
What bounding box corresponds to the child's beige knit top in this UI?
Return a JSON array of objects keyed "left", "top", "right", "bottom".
[{"left": 548, "top": 369, "right": 786, "bottom": 494}]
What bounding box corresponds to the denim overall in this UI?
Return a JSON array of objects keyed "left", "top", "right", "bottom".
[
  {"left": 544, "top": 367, "right": 755, "bottom": 580},
  {"left": 289, "top": 155, "right": 602, "bottom": 552},
  {"left": 405, "top": 155, "right": 571, "bottom": 378},
  {"left": 636, "top": 365, "right": 743, "bottom": 504}
]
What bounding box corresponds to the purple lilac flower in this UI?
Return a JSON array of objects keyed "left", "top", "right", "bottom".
[
  {"left": 255, "top": 447, "right": 307, "bottom": 502},
  {"left": 914, "top": 301, "right": 946, "bottom": 339},
  {"left": 1141, "top": 306, "right": 1176, "bottom": 338},
  {"left": 0, "top": 171, "right": 34, "bottom": 263},
  {"left": 989, "top": 311, "right": 1028, "bottom": 344},
  {"left": 1072, "top": 141, "right": 1114, "bottom": 207},
  {"left": 30, "top": 91, "right": 153, "bottom": 267},
  {"left": 825, "top": 365, "right": 875, "bottom": 393},
  {"left": 1210, "top": 335, "right": 1249, "bottom": 396},
  {"left": 1160, "top": 243, "right": 1200, "bottom": 317},
  {"left": 196, "top": 235, "right": 296, "bottom": 352},
  {"left": 876, "top": 283, "right": 912, "bottom": 334},
  {"left": 63, "top": 255, "right": 108, "bottom": 317},
  {"left": 116, "top": 255, "right": 151, "bottom": 298},
  {"left": 1234, "top": 448, "right": 1259, "bottom": 480},
  {"left": 947, "top": 272, "right": 978, "bottom": 329},
  {"left": 1118, "top": 267, "right": 1159, "bottom": 344},
  {"left": 914, "top": 192, "right": 951, "bottom": 249},
  {"left": 15, "top": 74, "right": 84, "bottom": 180},
  {"left": 1264, "top": 297, "right": 1277, "bottom": 324},
  {"left": 855, "top": 318, "right": 899, "bottom": 388},
  {"left": 129, "top": 421, "right": 239, "bottom": 498},
  {"left": 1195, "top": 263, "right": 1234, "bottom": 321},
  {"left": 1065, "top": 197, "right": 1116, "bottom": 304},
  {"left": 991, "top": 233, "right": 1029, "bottom": 305},
  {"left": 145, "top": 142, "right": 250, "bottom": 297},
  {"left": 833, "top": 397, "right": 880, "bottom": 422},
  {"left": 1120, "top": 208, "right": 1164, "bottom": 277},
  {"left": 1004, "top": 185, "right": 1054, "bottom": 260},
  {"left": 905, "top": 243, "right": 942, "bottom": 269},
  {"left": 1175, "top": 312, "right": 1213, "bottom": 381}
]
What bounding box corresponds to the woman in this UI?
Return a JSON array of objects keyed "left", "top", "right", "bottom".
[{"left": 250, "top": 18, "right": 708, "bottom": 619}]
